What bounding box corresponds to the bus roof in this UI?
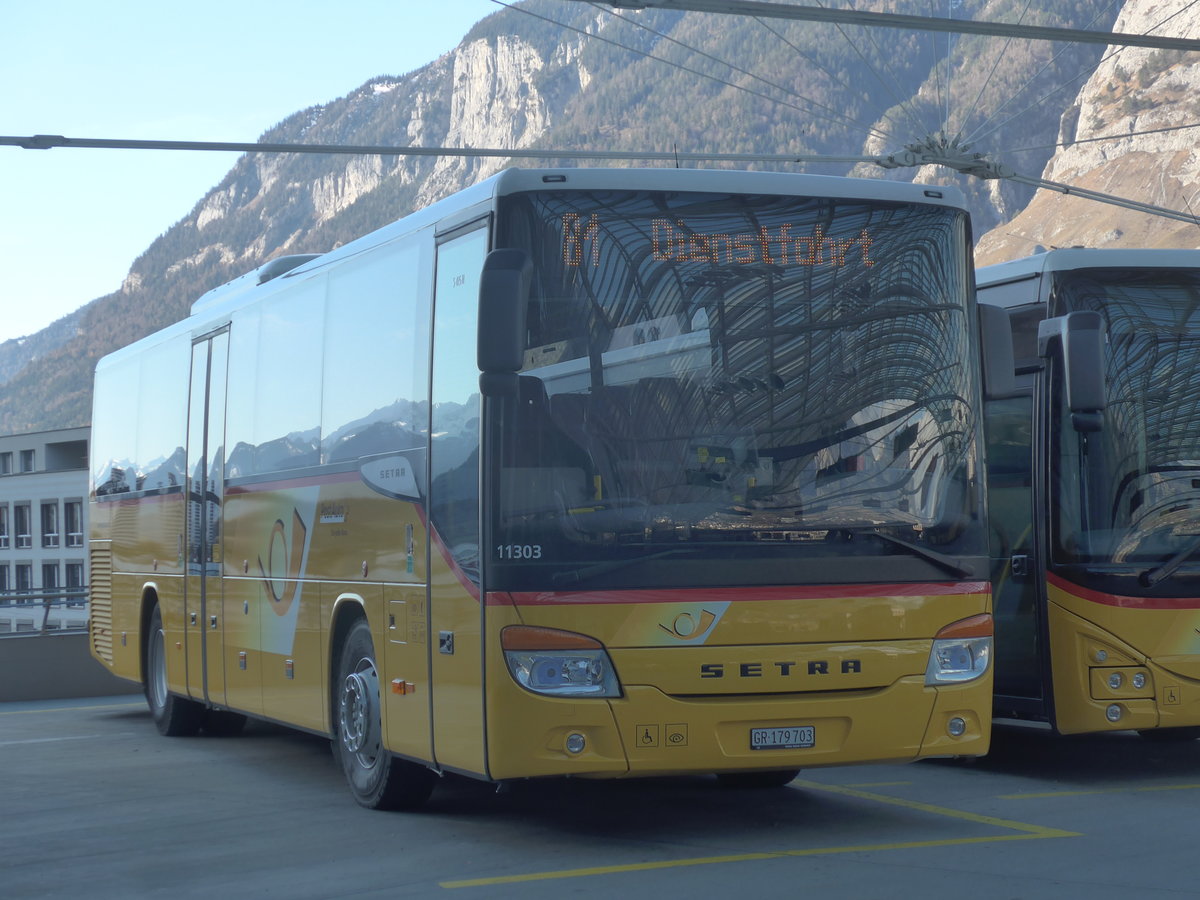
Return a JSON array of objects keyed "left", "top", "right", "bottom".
[
  {"left": 977, "top": 247, "right": 1200, "bottom": 289},
  {"left": 189, "top": 167, "right": 967, "bottom": 315}
]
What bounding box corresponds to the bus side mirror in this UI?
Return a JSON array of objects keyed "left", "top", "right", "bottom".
[
  {"left": 1038, "top": 311, "right": 1106, "bottom": 431},
  {"left": 478, "top": 249, "right": 532, "bottom": 394},
  {"left": 977, "top": 303, "right": 1015, "bottom": 401}
]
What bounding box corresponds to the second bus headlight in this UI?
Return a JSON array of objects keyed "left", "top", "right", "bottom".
[
  {"left": 925, "top": 614, "right": 993, "bottom": 685},
  {"left": 502, "top": 625, "right": 621, "bottom": 698}
]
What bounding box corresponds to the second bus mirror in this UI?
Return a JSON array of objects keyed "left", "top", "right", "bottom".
[
  {"left": 1038, "top": 311, "right": 1106, "bottom": 431},
  {"left": 977, "top": 303, "right": 1015, "bottom": 401},
  {"left": 478, "top": 248, "right": 533, "bottom": 375}
]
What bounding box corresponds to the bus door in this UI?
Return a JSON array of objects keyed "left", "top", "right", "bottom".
[
  {"left": 185, "top": 330, "right": 230, "bottom": 707},
  {"left": 426, "top": 222, "right": 490, "bottom": 775},
  {"left": 986, "top": 389, "right": 1051, "bottom": 718}
]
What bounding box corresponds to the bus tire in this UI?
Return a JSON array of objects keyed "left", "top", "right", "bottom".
[
  {"left": 716, "top": 769, "right": 800, "bottom": 789},
  {"left": 1137, "top": 727, "right": 1200, "bottom": 742},
  {"left": 335, "top": 619, "right": 436, "bottom": 810},
  {"left": 145, "top": 603, "right": 205, "bottom": 737}
]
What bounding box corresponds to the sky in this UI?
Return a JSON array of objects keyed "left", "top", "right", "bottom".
[{"left": 1, "top": 0, "right": 506, "bottom": 344}]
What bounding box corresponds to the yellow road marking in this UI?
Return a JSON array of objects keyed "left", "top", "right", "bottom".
[
  {"left": 440, "top": 779, "right": 1079, "bottom": 889},
  {"left": 1001, "top": 783, "right": 1200, "bottom": 799},
  {"left": 800, "top": 779, "right": 1077, "bottom": 836}
]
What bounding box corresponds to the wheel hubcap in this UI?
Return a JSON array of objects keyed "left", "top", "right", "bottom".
[
  {"left": 149, "top": 627, "right": 167, "bottom": 711},
  {"left": 339, "top": 659, "right": 380, "bottom": 761}
]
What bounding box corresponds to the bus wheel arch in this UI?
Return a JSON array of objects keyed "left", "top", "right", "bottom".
[
  {"left": 142, "top": 594, "right": 205, "bottom": 737},
  {"left": 331, "top": 610, "right": 435, "bottom": 810},
  {"left": 328, "top": 597, "right": 368, "bottom": 738}
]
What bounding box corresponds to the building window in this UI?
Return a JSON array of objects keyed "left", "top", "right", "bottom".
[
  {"left": 0, "top": 564, "right": 8, "bottom": 593},
  {"left": 15, "top": 563, "right": 32, "bottom": 598},
  {"left": 0, "top": 452, "right": 10, "bottom": 474},
  {"left": 66, "top": 561, "right": 84, "bottom": 606},
  {"left": 41, "top": 502, "right": 59, "bottom": 548},
  {"left": 65, "top": 500, "right": 83, "bottom": 547},
  {"left": 42, "top": 562, "right": 59, "bottom": 595},
  {"left": 0, "top": 505, "right": 8, "bottom": 549},
  {"left": 14, "top": 503, "right": 31, "bottom": 550},
  {"left": 19, "top": 449, "right": 35, "bottom": 472}
]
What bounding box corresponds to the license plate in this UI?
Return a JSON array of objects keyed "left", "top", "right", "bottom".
[{"left": 750, "top": 726, "right": 815, "bottom": 750}]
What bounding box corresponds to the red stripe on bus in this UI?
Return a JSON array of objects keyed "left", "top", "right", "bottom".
[
  {"left": 1047, "top": 571, "right": 1200, "bottom": 609},
  {"left": 489, "top": 581, "right": 990, "bottom": 607}
]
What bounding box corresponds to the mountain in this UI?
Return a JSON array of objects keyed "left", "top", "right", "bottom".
[
  {"left": 975, "top": 0, "right": 1200, "bottom": 263},
  {"left": 4, "top": 0, "right": 1186, "bottom": 434}
]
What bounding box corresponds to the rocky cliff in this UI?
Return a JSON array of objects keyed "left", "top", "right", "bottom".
[{"left": 975, "top": 0, "right": 1200, "bottom": 263}]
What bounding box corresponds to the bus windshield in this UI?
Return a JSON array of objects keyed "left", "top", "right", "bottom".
[
  {"left": 490, "top": 188, "right": 983, "bottom": 589},
  {"left": 1053, "top": 267, "right": 1200, "bottom": 567}
]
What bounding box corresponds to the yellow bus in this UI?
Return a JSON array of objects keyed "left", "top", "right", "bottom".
[
  {"left": 978, "top": 248, "right": 1200, "bottom": 738},
  {"left": 89, "top": 167, "right": 995, "bottom": 809}
]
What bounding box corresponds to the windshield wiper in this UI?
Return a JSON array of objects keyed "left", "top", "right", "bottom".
[
  {"left": 1139, "top": 534, "right": 1200, "bottom": 587},
  {"left": 860, "top": 531, "right": 975, "bottom": 579},
  {"left": 551, "top": 548, "right": 699, "bottom": 586}
]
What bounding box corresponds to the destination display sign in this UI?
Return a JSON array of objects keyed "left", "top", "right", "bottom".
[{"left": 561, "top": 212, "right": 875, "bottom": 269}]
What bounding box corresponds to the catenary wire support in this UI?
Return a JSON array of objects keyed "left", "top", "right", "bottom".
[{"left": 877, "top": 133, "right": 1015, "bottom": 179}]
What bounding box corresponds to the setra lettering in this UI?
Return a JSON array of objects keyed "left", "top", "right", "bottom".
[{"left": 699, "top": 659, "right": 864, "bottom": 678}]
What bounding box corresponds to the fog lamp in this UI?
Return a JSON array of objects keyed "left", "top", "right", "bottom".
[
  {"left": 947, "top": 716, "right": 967, "bottom": 737},
  {"left": 1105, "top": 704, "right": 1122, "bottom": 723},
  {"left": 565, "top": 732, "right": 586, "bottom": 754},
  {"left": 1107, "top": 672, "right": 1123, "bottom": 690},
  {"left": 1132, "top": 672, "right": 1147, "bottom": 690}
]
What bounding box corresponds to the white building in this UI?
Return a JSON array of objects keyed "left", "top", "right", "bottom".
[{"left": 0, "top": 426, "right": 89, "bottom": 632}]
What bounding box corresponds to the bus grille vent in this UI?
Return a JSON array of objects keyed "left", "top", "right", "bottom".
[{"left": 89, "top": 545, "right": 114, "bottom": 665}]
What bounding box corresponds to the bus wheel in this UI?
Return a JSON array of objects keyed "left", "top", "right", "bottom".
[
  {"left": 335, "top": 619, "right": 436, "bottom": 810},
  {"left": 145, "top": 603, "right": 205, "bottom": 737},
  {"left": 716, "top": 769, "right": 800, "bottom": 789},
  {"left": 1137, "top": 727, "right": 1200, "bottom": 742}
]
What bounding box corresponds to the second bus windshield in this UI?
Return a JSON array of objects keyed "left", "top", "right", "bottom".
[
  {"left": 1052, "top": 267, "right": 1200, "bottom": 568},
  {"left": 491, "top": 188, "right": 982, "bottom": 589}
]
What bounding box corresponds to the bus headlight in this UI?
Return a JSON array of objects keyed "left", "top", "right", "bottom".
[
  {"left": 502, "top": 626, "right": 621, "bottom": 698},
  {"left": 925, "top": 614, "right": 993, "bottom": 685}
]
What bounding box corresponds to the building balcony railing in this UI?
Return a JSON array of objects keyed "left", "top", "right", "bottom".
[
  {"left": 15, "top": 534, "right": 32, "bottom": 550},
  {"left": 66, "top": 532, "right": 84, "bottom": 548},
  {"left": 43, "top": 533, "right": 60, "bottom": 548},
  {"left": 0, "top": 535, "right": 8, "bottom": 549},
  {"left": 0, "top": 587, "right": 89, "bottom": 635}
]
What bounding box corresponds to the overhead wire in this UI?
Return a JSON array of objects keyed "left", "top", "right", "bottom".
[
  {"left": 950, "top": 0, "right": 1035, "bottom": 144},
  {"left": 1006, "top": 119, "right": 1200, "bottom": 154},
  {"left": 580, "top": 0, "right": 901, "bottom": 142},
  {"left": 749, "top": 14, "right": 906, "bottom": 134},
  {"left": 496, "top": 0, "right": 898, "bottom": 145},
  {"left": 805, "top": 0, "right": 934, "bottom": 140},
  {"left": 965, "top": 0, "right": 1187, "bottom": 149}
]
